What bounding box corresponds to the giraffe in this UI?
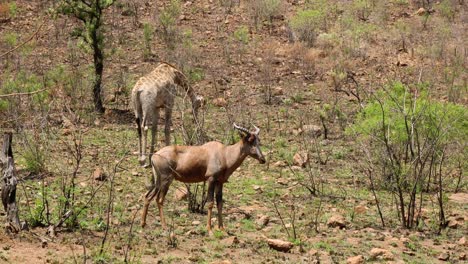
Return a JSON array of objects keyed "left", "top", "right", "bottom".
[{"left": 131, "top": 63, "right": 204, "bottom": 173}]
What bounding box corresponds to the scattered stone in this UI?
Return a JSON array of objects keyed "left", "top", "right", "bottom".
[
  {"left": 253, "top": 185, "right": 262, "bottom": 193},
  {"left": 220, "top": 236, "right": 239, "bottom": 247},
  {"left": 302, "top": 124, "right": 322, "bottom": 137},
  {"left": 327, "top": 214, "right": 346, "bottom": 229},
  {"left": 273, "top": 160, "right": 287, "bottom": 167},
  {"left": 308, "top": 249, "right": 318, "bottom": 256},
  {"left": 62, "top": 128, "right": 72, "bottom": 136},
  {"left": 292, "top": 128, "right": 302, "bottom": 136},
  {"left": 346, "top": 255, "right": 364, "bottom": 264},
  {"left": 255, "top": 215, "right": 270, "bottom": 229},
  {"left": 415, "top": 8, "right": 427, "bottom": 16},
  {"left": 93, "top": 167, "right": 107, "bottom": 181},
  {"left": 459, "top": 252, "right": 467, "bottom": 261},
  {"left": 293, "top": 151, "right": 309, "bottom": 167},
  {"left": 266, "top": 238, "right": 294, "bottom": 252},
  {"left": 212, "top": 97, "right": 228, "bottom": 107},
  {"left": 370, "top": 248, "right": 394, "bottom": 260},
  {"left": 192, "top": 220, "right": 201, "bottom": 226},
  {"left": 276, "top": 178, "right": 289, "bottom": 185},
  {"left": 131, "top": 171, "right": 139, "bottom": 176},
  {"left": 458, "top": 236, "right": 466, "bottom": 246},
  {"left": 174, "top": 187, "right": 188, "bottom": 201},
  {"left": 438, "top": 251, "right": 450, "bottom": 261}
]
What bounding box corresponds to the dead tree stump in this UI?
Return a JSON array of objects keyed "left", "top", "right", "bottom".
[{"left": 1, "top": 133, "right": 21, "bottom": 233}]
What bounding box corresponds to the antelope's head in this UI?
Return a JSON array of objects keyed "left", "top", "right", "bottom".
[{"left": 234, "top": 123, "right": 266, "bottom": 164}]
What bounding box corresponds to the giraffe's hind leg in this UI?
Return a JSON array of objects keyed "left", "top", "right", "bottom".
[{"left": 149, "top": 109, "right": 160, "bottom": 167}]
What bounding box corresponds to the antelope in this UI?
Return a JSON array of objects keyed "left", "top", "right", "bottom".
[
  {"left": 141, "top": 124, "right": 266, "bottom": 233},
  {"left": 131, "top": 62, "right": 204, "bottom": 169}
]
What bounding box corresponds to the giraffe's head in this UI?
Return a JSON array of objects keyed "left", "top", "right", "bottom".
[{"left": 192, "top": 95, "right": 205, "bottom": 115}]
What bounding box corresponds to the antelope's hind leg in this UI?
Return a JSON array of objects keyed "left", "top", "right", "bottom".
[
  {"left": 141, "top": 186, "right": 158, "bottom": 228},
  {"left": 156, "top": 175, "right": 174, "bottom": 229}
]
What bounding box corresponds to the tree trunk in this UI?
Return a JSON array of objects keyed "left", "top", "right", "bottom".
[
  {"left": 92, "top": 25, "right": 105, "bottom": 113},
  {"left": 1, "top": 133, "right": 21, "bottom": 233}
]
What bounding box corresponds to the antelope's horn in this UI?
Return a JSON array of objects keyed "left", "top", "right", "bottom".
[{"left": 233, "top": 123, "right": 250, "bottom": 135}]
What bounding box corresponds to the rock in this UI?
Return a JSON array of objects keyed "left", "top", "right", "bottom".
[
  {"left": 327, "top": 214, "right": 346, "bottom": 229},
  {"left": 346, "top": 255, "right": 364, "bottom": 264},
  {"left": 415, "top": 8, "right": 427, "bottom": 16},
  {"left": 221, "top": 236, "right": 239, "bottom": 247},
  {"left": 213, "top": 97, "right": 227, "bottom": 107},
  {"left": 318, "top": 251, "right": 333, "bottom": 263},
  {"left": 93, "top": 167, "right": 107, "bottom": 181},
  {"left": 266, "top": 238, "right": 294, "bottom": 252},
  {"left": 273, "top": 160, "right": 287, "bottom": 167},
  {"left": 449, "top": 193, "right": 468, "bottom": 204},
  {"left": 256, "top": 215, "right": 269, "bottom": 229},
  {"left": 396, "top": 53, "right": 411, "bottom": 67},
  {"left": 458, "top": 236, "right": 466, "bottom": 246},
  {"left": 292, "top": 128, "right": 302, "bottom": 136},
  {"left": 62, "top": 128, "right": 72, "bottom": 136},
  {"left": 211, "top": 260, "right": 231, "bottom": 264},
  {"left": 459, "top": 252, "right": 467, "bottom": 260},
  {"left": 354, "top": 205, "right": 368, "bottom": 214},
  {"left": 192, "top": 220, "right": 201, "bottom": 226},
  {"left": 174, "top": 188, "right": 188, "bottom": 201},
  {"left": 308, "top": 249, "right": 318, "bottom": 256},
  {"left": 370, "top": 248, "right": 394, "bottom": 260},
  {"left": 273, "top": 87, "right": 284, "bottom": 96},
  {"left": 447, "top": 215, "right": 464, "bottom": 229},
  {"left": 302, "top": 124, "right": 322, "bottom": 137},
  {"left": 438, "top": 251, "right": 450, "bottom": 261},
  {"left": 276, "top": 178, "right": 289, "bottom": 185},
  {"left": 293, "top": 151, "right": 309, "bottom": 167},
  {"left": 253, "top": 185, "right": 262, "bottom": 193}
]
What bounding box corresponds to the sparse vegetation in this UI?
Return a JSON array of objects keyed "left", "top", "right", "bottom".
[
  {"left": 0, "top": 0, "right": 467, "bottom": 263},
  {"left": 158, "top": 0, "right": 181, "bottom": 49}
]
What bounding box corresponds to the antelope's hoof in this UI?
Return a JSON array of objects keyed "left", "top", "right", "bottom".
[{"left": 141, "top": 222, "right": 146, "bottom": 228}]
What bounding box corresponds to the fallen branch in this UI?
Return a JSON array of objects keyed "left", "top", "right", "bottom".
[
  {"left": 0, "top": 18, "right": 46, "bottom": 58},
  {"left": 0, "top": 88, "right": 48, "bottom": 98}
]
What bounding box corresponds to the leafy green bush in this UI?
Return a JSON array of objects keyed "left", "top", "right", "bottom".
[
  {"left": 8, "top": 2, "right": 17, "bottom": 17},
  {"left": 22, "top": 144, "right": 46, "bottom": 175},
  {"left": 438, "top": 0, "right": 455, "bottom": 21},
  {"left": 289, "top": 8, "right": 326, "bottom": 46},
  {"left": 3, "top": 32, "right": 17, "bottom": 47},
  {"left": 349, "top": 81, "right": 467, "bottom": 229},
  {"left": 159, "top": 0, "right": 181, "bottom": 48},
  {"left": 248, "top": 0, "right": 281, "bottom": 29},
  {"left": 233, "top": 25, "right": 249, "bottom": 44},
  {"left": 351, "top": 82, "right": 466, "bottom": 145},
  {"left": 143, "top": 23, "right": 154, "bottom": 60}
]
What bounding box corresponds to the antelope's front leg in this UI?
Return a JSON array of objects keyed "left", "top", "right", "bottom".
[
  {"left": 215, "top": 183, "right": 224, "bottom": 230},
  {"left": 206, "top": 180, "right": 216, "bottom": 233}
]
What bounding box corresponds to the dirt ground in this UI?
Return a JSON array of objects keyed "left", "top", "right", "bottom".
[{"left": 0, "top": 0, "right": 467, "bottom": 263}]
